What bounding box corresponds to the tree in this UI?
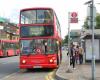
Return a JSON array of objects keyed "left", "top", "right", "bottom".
[
  {"left": 62, "top": 35, "right": 68, "bottom": 44},
  {"left": 83, "top": 17, "right": 89, "bottom": 29},
  {"left": 83, "top": 13, "right": 100, "bottom": 29},
  {"left": 96, "top": 13, "right": 100, "bottom": 29}
]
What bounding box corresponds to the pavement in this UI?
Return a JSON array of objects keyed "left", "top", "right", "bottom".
[{"left": 56, "top": 56, "right": 100, "bottom": 80}]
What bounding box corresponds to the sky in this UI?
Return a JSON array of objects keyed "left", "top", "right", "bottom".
[{"left": 0, "top": 0, "right": 100, "bottom": 39}]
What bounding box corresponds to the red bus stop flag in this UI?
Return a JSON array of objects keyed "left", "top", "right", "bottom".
[{"left": 70, "top": 12, "right": 78, "bottom": 23}]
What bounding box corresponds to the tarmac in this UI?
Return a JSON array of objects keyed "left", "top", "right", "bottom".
[{"left": 56, "top": 55, "right": 100, "bottom": 80}]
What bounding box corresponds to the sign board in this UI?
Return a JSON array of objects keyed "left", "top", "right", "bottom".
[
  {"left": 70, "top": 12, "right": 78, "bottom": 23},
  {"left": 71, "top": 12, "right": 77, "bottom": 18},
  {"left": 0, "top": 26, "right": 4, "bottom": 30}
]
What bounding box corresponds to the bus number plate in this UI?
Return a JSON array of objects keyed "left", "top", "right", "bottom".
[{"left": 33, "top": 66, "right": 42, "bottom": 68}]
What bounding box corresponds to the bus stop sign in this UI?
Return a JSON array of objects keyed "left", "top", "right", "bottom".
[{"left": 70, "top": 12, "right": 78, "bottom": 23}]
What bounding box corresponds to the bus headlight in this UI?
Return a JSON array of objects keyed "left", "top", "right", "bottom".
[
  {"left": 49, "top": 59, "right": 53, "bottom": 63},
  {"left": 22, "top": 60, "right": 26, "bottom": 64}
]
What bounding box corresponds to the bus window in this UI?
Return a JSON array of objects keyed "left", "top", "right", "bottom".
[
  {"left": 20, "top": 25, "right": 54, "bottom": 37},
  {"left": 46, "top": 39, "right": 58, "bottom": 54},
  {"left": 20, "top": 40, "right": 33, "bottom": 55},
  {"left": 3, "top": 43, "right": 9, "bottom": 49},
  {"left": 21, "top": 9, "right": 53, "bottom": 24},
  {"left": 20, "top": 39, "right": 59, "bottom": 55},
  {"left": 0, "top": 43, "right": 1, "bottom": 49}
]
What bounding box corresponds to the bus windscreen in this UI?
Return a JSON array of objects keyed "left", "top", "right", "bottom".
[
  {"left": 20, "top": 39, "right": 58, "bottom": 55},
  {"left": 20, "top": 26, "right": 54, "bottom": 37},
  {"left": 21, "top": 9, "right": 53, "bottom": 24}
]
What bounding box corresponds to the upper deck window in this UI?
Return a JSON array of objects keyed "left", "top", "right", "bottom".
[{"left": 20, "top": 9, "right": 53, "bottom": 24}]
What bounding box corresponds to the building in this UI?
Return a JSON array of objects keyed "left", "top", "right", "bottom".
[
  {"left": 70, "top": 29, "right": 81, "bottom": 44},
  {"left": 0, "top": 17, "right": 19, "bottom": 40}
]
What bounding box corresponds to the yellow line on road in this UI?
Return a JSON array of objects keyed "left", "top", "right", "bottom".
[{"left": 45, "top": 69, "right": 56, "bottom": 80}]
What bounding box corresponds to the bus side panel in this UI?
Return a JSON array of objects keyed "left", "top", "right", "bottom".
[
  {"left": 7, "top": 49, "right": 15, "bottom": 56},
  {"left": 0, "top": 50, "right": 3, "bottom": 57}
]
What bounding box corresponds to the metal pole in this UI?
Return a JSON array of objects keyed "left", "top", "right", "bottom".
[
  {"left": 68, "top": 12, "right": 70, "bottom": 58},
  {"left": 91, "top": 0, "right": 95, "bottom": 80},
  {"left": 81, "top": 26, "right": 83, "bottom": 47},
  {"left": 66, "top": 12, "right": 72, "bottom": 73}
]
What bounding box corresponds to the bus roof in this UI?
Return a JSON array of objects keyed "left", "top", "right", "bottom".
[{"left": 20, "top": 7, "right": 53, "bottom": 12}]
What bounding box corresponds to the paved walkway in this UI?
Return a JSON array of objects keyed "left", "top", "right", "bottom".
[{"left": 56, "top": 56, "right": 100, "bottom": 80}]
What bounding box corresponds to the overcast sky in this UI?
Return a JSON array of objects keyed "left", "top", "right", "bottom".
[{"left": 0, "top": 0, "right": 100, "bottom": 39}]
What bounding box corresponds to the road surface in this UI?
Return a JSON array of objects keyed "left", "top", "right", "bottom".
[{"left": 0, "top": 56, "right": 53, "bottom": 80}]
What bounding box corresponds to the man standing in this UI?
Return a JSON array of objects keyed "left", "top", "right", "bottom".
[{"left": 70, "top": 44, "right": 76, "bottom": 69}]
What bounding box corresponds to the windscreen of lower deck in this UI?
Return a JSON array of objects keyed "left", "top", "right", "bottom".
[{"left": 20, "top": 39, "right": 58, "bottom": 55}]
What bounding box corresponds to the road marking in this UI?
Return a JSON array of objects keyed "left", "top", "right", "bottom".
[
  {"left": 0, "top": 61, "right": 18, "bottom": 65},
  {"left": 45, "top": 69, "right": 56, "bottom": 80},
  {"left": 0, "top": 71, "right": 19, "bottom": 80}
]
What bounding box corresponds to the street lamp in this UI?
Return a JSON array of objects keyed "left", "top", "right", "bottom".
[
  {"left": 84, "top": 0, "right": 92, "bottom": 5},
  {"left": 84, "top": 0, "right": 95, "bottom": 80},
  {"left": 66, "top": 12, "right": 72, "bottom": 73}
]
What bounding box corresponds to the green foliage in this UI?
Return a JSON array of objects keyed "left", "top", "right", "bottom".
[
  {"left": 63, "top": 35, "right": 68, "bottom": 44},
  {"left": 83, "top": 13, "right": 100, "bottom": 29},
  {"left": 96, "top": 13, "right": 100, "bottom": 29},
  {"left": 83, "top": 18, "right": 89, "bottom": 29}
]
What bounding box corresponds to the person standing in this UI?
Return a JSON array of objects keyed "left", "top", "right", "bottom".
[
  {"left": 70, "top": 44, "right": 76, "bottom": 69},
  {"left": 79, "top": 46, "right": 84, "bottom": 64},
  {"left": 75, "top": 45, "right": 79, "bottom": 64}
]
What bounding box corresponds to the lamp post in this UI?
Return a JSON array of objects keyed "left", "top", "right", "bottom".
[
  {"left": 66, "top": 12, "right": 72, "bottom": 73},
  {"left": 91, "top": 1, "right": 95, "bottom": 80},
  {"left": 85, "top": 0, "right": 95, "bottom": 80},
  {"left": 80, "top": 26, "right": 84, "bottom": 47}
]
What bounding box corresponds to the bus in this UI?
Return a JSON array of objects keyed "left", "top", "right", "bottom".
[
  {"left": 0, "top": 40, "right": 19, "bottom": 57},
  {"left": 19, "top": 7, "right": 62, "bottom": 69}
]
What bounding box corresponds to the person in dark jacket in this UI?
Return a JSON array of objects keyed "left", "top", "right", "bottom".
[{"left": 70, "top": 44, "right": 76, "bottom": 69}]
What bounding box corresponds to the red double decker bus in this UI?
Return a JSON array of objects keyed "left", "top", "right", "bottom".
[
  {"left": 19, "top": 7, "right": 62, "bottom": 69},
  {"left": 0, "top": 40, "right": 19, "bottom": 57}
]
